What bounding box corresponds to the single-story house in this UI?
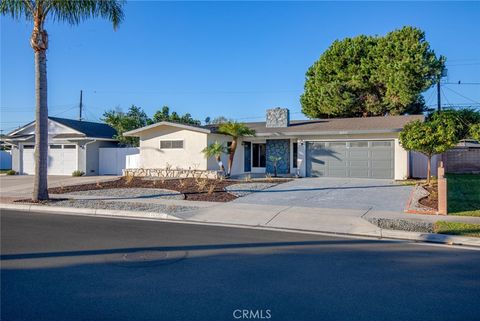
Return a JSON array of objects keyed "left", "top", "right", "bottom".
[
  {"left": 124, "top": 108, "right": 423, "bottom": 180},
  {"left": 5, "top": 117, "right": 118, "bottom": 175}
]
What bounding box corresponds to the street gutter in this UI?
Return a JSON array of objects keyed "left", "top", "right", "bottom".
[{"left": 1, "top": 203, "right": 479, "bottom": 249}]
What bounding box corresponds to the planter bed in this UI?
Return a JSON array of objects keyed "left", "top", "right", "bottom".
[{"left": 48, "top": 177, "right": 290, "bottom": 202}]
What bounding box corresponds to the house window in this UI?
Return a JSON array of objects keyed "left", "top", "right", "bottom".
[
  {"left": 49, "top": 145, "right": 62, "bottom": 149},
  {"left": 349, "top": 141, "right": 368, "bottom": 148},
  {"left": 252, "top": 143, "right": 266, "bottom": 167},
  {"left": 371, "top": 141, "right": 392, "bottom": 147},
  {"left": 23, "top": 145, "right": 34, "bottom": 149},
  {"left": 293, "top": 142, "right": 298, "bottom": 168},
  {"left": 63, "top": 145, "right": 76, "bottom": 149},
  {"left": 160, "top": 140, "right": 184, "bottom": 149}
]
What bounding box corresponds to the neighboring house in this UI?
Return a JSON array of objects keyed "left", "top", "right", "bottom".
[
  {"left": 125, "top": 108, "right": 423, "bottom": 180},
  {"left": 5, "top": 117, "right": 118, "bottom": 175}
]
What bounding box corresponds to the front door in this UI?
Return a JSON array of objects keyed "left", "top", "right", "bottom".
[{"left": 252, "top": 143, "right": 266, "bottom": 171}]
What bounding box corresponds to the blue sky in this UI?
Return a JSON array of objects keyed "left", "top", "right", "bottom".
[{"left": 1, "top": 1, "right": 479, "bottom": 133}]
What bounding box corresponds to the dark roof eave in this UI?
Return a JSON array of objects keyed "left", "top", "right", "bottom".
[{"left": 252, "top": 129, "right": 402, "bottom": 137}]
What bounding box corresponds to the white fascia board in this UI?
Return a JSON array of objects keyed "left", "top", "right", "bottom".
[{"left": 123, "top": 121, "right": 211, "bottom": 137}]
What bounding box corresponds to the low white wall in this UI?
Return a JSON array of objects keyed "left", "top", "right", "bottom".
[
  {"left": 394, "top": 139, "right": 409, "bottom": 180},
  {"left": 99, "top": 147, "right": 139, "bottom": 175},
  {"left": 0, "top": 150, "right": 12, "bottom": 170}
]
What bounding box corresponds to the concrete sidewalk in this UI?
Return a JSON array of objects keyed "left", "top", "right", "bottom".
[{"left": 177, "top": 203, "right": 381, "bottom": 236}]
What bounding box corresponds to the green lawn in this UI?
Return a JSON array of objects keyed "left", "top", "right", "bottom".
[
  {"left": 447, "top": 174, "right": 480, "bottom": 217},
  {"left": 0, "top": 169, "right": 11, "bottom": 174},
  {"left": 435, "top": 221, "right": 480, "bottom": 238}
]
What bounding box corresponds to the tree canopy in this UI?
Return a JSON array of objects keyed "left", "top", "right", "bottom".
[
  {"left": 301, "top": 26, "right": 445, "bottom": 118},
  {"left": 399, "top": 111, "right": 462, "bottom": 183},
  {"left": 152, "top": 106, "right": 201, "bottom": 126},
  {"left": 103, "top": 105, "right": 202, "bottom": 146},
  {"left": 103, "top": 105, "right": 149, "bottom": 146}
]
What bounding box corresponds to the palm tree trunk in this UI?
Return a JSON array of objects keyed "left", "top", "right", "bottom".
[
  {"left": 31, "top": 19, "right": 49, "bottom": 201},
  {"left": 216, "top": 155, "right": 225, "bottom": 172},
  {"left": 227, "top": 139, "right": 237, "bottom": 176}
]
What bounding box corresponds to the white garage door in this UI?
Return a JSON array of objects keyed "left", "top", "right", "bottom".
[
  {"left": 48, "top": 144, "right": 77, "bottom": 175},
  {"left": 22, "top": 145, "right": 35, "bottom": 174},
  {"left": 21, "top": 144, "right": 77, "bottom": 175}
]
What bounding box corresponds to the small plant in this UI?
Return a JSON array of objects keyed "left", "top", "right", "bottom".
[
  {"left": 6, "top": 169, "right": 16, "bottom": 175},
  {"left": 59, "top": 183, "right": 64, "bottom": 193},
  {"left": 72, "top": 170, "right": 85, "bottom": 177},
  {"left": 244, "top": 174, "right": 252, "bottom": 182},
  {"left": 125, "top": 172, "right": 135, "bottom": 185},
  {"left": 269, "top": 156, "right": 282, "bottom": 177},
  {"left": 207, "top": 182, "right": 217, "bottom": 195},
  {"left": 196, "top": 178, "right": 208, "bottom": 192},
  {"left": 265, "top": 173, "right": 273, "bottom": 182},
  {"left": 96, "top": 181, "right": 102, "bottom": 188},
  {"left": 178, "top": 179, "right": 187, "bottom": 189}
]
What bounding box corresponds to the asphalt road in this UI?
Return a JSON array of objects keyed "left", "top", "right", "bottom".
[{"left": 1, "top": 210, "right": 480, "bottom": 321}]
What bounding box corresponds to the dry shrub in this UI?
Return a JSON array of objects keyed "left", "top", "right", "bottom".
[
  {"left": 207, "top": 182, "right": 217, "bottom": 195},
  {"left": 196, "top": 178, "right": 208, "bottom": 192},
  {"left": 178, "top": 179, "right": 187, "bottom": 189},
  {"left": 244, "top": 174, "right": 252, "bottom": 182},
  {"left": 125, "top": 173, "right": 134, "bottom": 185},
  {"left": 265, "top": 173, "right": 273, "bottom": 182},
  {"left": 96, "top": 181, "right": 103, "bottom": 188}
]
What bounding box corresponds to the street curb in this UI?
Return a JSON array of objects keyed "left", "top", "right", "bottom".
[
  {"left": 1, "top": 203, "right": 479, "bottom": 248},
  {"left": 0, "top": 203, "right": 181, "bottom": 221}
]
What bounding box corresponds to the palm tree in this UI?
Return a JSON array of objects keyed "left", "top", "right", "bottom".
[
  {"left": 1, "top": 0, "right": 124, "bottom": 201},
  {"left": 218, "top": 122, "right": 255, "bottom": 176},
  {"left": 202, "top": 141, "right": 227, "bottom": 173}
]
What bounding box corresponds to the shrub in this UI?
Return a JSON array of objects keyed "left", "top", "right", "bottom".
[
  {"left": 6, "top": 169, "right": 16, "bottom": 175},
  {"left": 72, "top": 170, "right": 85, "bottom": 177}
]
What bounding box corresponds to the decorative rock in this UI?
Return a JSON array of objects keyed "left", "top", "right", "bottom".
[
  {"left": 225, "top": 182, "right": 277, "bottom": 197},
  {"left": 68, "top": 188, "right": 185, "bottom": 200}
]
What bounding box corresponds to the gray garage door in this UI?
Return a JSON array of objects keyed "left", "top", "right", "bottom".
[{"left": 306, "top": 140, "right": 394, "bottom": 179}]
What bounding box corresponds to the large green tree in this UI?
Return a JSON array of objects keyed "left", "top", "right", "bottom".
[
  {"left": 103, "top": 105, "right": 148, "bottom": 147},
  {"left": 152, "top": 106, "right": 201, "bottom": 126},
  {"left": 1, "top": 0, "right": 124, "bottom": 201},
  {"left": 400, "top": 111, "right": 462, "bottom": 184},
  {"left": 301, "top": 26, "right": 445, "bottom": 118}
]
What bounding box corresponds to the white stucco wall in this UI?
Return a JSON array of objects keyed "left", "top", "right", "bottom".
[
  {"left": 394, "top": 138, "right": 409, "bottom": 180},
  {"left": 138, "top": 126, "right": 209, "bottom": 170}
]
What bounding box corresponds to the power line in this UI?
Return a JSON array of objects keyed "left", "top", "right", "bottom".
[
  {"left": 443, "top": 86, "right": 480, "bottom": 105},
  {"left": 444, "top": 82, "right": 480, "bottom": 85}
]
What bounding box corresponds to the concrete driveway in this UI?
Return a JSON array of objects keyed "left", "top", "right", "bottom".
[
  {"left": 234, "top": 177, "right": 412, "bottom": 213},
  {"left": 0, "top": 175, "right": 118, "bottom": 202}
]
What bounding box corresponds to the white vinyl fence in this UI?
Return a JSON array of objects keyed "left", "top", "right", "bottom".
[
  {"left": 99, "top": 147, "right": 139, "bottom": 175},
  {"left": 0, "top": 150, "right": 12, "bottom": 170}
]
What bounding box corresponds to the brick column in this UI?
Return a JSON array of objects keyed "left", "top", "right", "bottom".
[{"left": 437, "top": 163, "right": 448, "bottom": 215}]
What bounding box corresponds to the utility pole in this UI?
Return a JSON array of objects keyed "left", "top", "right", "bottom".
[
  {"left": 437, "top": 81, "right": 441, "bottom": 112},
  {"left": 79, "top": 90, "right": 83, "bottom": 121}
]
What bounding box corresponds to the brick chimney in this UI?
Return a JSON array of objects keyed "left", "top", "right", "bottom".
[{"left": 266, "top": 107, "right": 290, "bottom": 128}]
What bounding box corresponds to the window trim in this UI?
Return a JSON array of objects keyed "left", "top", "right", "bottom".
[{"left": 159, "top": 139, "right": 184, "bottom": 149}]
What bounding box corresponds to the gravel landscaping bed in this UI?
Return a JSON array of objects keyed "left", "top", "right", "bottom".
[
  {"left": 67, "top": 188, "right": 184, "bottom": 200},
  {"left": 224, "top": 182, "right": 277, "bottom": 197},
  {"left": 47, "top": 199, "right": 197, "bottom": 214},
  {"left": 48, "top": 177, "right": 291, "bottom": 202},
  {"left": 367, "top": 217, "right": 435, "bottom": 233}
]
